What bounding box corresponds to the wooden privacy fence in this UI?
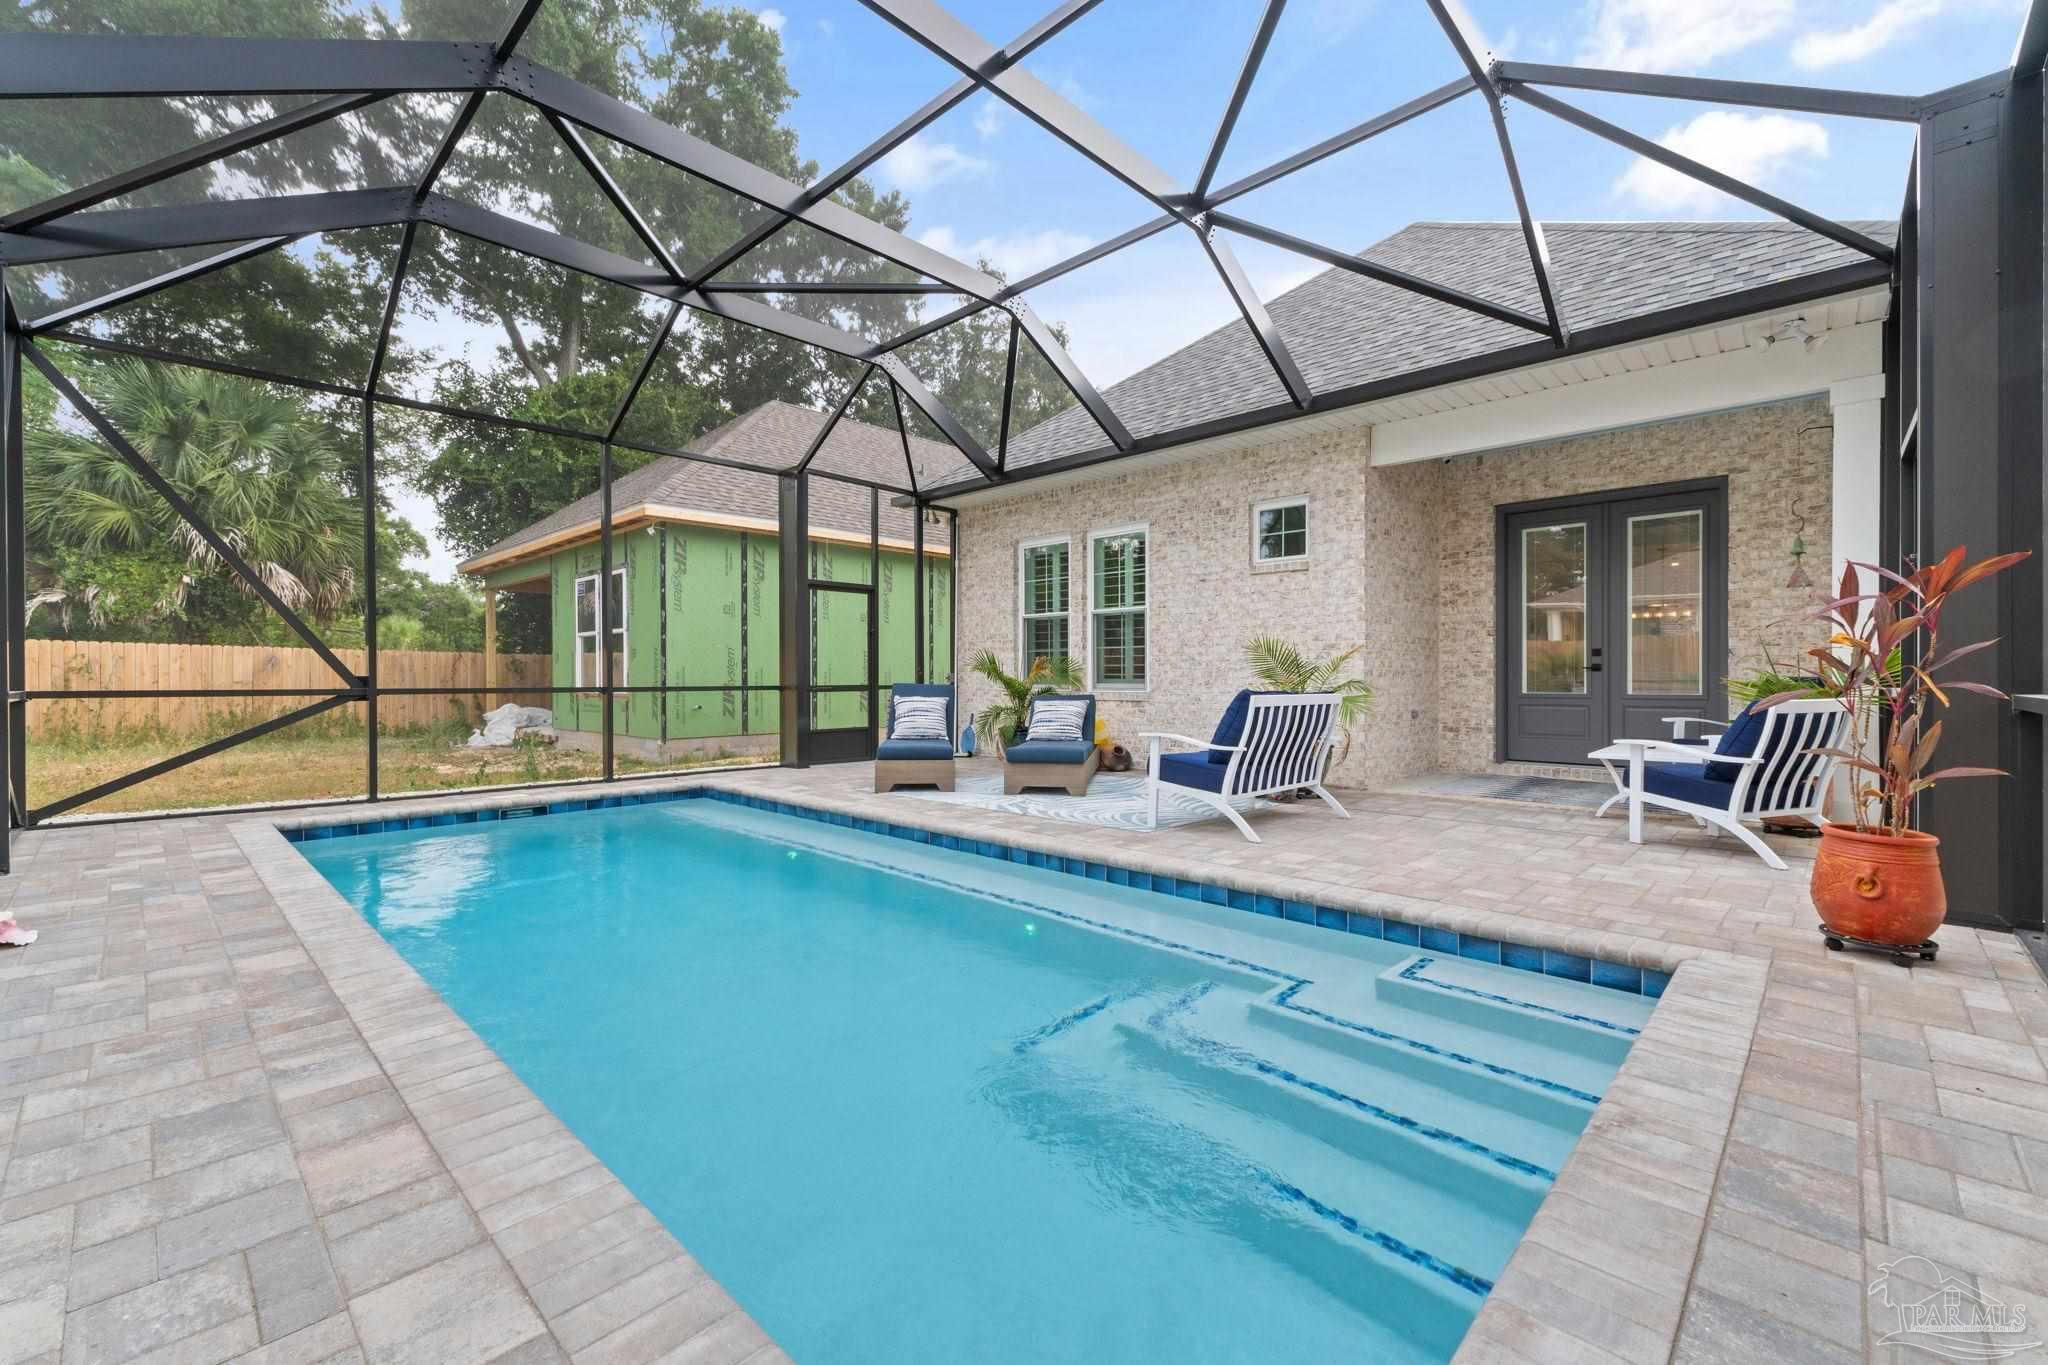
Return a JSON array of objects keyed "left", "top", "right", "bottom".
[{"left": 23, "top": 640, "right": 552, "bottom": 740}]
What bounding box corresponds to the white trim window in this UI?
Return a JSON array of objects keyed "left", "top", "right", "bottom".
[
  {"left": 574, "top": 567, "right": 627, "bottom": 689},
  {"left": 1252, "top": 497, "right": 1308, "bottom": 564},
  {"left": 1017, "top": 536, "right": 1071, "bottom": 665},
  {"left": 1089, "top": 525, "right": 1148, "bottom": 689}
]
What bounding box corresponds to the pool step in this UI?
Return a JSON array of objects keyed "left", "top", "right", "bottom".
[
  {"left": 1371, "top": 955, "right": 1639, "bottom": 1066},
  {"left": 1245, "top": 994, "right": 1596, "bottom": 1134},
  {"left": 1021, "top": 987, "right": 1559, "bottom": 1247},
  {"left": 1102, "top": 1005, "right": 1546, "bottom": 1285},
  {"left": 986, "top": 1010, "right": 1495, "bottom": 1359}
]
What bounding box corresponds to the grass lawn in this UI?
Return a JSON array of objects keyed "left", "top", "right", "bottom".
[{"left": 27, "top": 727, "right": 772, "bottom": 818}]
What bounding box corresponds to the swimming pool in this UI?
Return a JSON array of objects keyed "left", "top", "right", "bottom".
[{"left": 301, "top": 797, "right": 1651, "bottom": 1363}]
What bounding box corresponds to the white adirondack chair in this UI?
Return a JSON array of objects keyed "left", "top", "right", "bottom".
[
  {"left": 1592, "top": 698, "right": 1848, "bottom": 870},
  {"left": 1141, "top": 692, "right": 1349, "bottom": 843}
]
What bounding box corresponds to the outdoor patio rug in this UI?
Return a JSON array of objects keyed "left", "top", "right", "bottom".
[
  {"left": 894, "top": 770, "right": 1278, "bottom": 832},
  {"left": 1389, "top": 772, "right": 1613, "bottom": 810}
]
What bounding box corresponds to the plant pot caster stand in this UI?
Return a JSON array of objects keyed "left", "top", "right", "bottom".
[{"left": 1820, "top": 926, "right": 1939, "bottom": 967}]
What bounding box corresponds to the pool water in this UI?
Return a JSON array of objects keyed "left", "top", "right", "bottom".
[{"left": 302, "top": 799, "right": 1650, "bottom": 1364}]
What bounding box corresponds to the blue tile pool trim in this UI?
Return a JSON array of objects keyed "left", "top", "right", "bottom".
[
  {"left": 280, "top": 785, "right": 1672, "bottom": 1003},
  {"left": 1012, "top": 988, "right": 1141, "bottom": 1054},
  {"left": 669, "top": 806, "right": 1609, "bottom": 1110},
  {"left": 1396, "top": 958, "right": 1644, "bottom": 1039}
]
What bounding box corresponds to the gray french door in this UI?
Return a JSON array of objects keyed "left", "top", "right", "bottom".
[{"left": 1502, "top": 485, "right": 1726, "bottom": 765}]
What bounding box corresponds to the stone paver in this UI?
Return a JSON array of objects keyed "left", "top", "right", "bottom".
[{"left": 0, "top": 760, "right": 2042, "bottom": 1363}]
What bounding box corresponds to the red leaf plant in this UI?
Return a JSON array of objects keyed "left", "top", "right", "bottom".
[{"left": 1761, "top": 546, "right": 2031, "bottom": 838}]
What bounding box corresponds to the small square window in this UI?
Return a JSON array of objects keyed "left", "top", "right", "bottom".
[{"left": 1253, "top": 499, "right": 1308, "bottom": 563}]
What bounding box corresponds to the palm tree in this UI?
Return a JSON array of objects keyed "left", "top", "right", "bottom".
[
  {"left": 1245, "top": 636, "right": 1374, "bottom": 764},
  {"left": 25, "top": 361, "right": 362, "bottom": 631},
  {"left": 969, "top": 650, "right": 1085, "bottom": 752}
]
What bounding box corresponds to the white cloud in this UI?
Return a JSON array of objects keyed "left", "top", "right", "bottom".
[
  {"left": 816, "top": 17, "right": 834, "bottom": 38},
  {"left": 972, "top": 97, "right": 1004, "bottom": 141},
  {"left": 917, "top": 225, "right": 1090, "bottom": 281},
  {"left": 877, "top": 135, "right": 992, "bottom": 191},
  {"left": 755, "top": 7, "right": 785, "bottom": 34},
  {"left": 1578, "top": 0, "right": 1794, "bottom": 71},
  {"left": 1791, "top": 0, "right": 1943, "bottom": 68},
  {"left": 1614, "top": 111, "right": 1829, "bottom": 214}
]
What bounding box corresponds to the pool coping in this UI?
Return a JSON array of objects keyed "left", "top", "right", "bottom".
[{"left": 248, "top": 770, "right": 1773, "bottom": 1364}]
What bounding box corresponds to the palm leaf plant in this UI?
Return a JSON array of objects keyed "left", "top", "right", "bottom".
[
  {"left": 25, "top": 361, "right": 362, "bottom": 632},
  {"left": 1244, "top": 636, "right": 1374, "bottom": 764},
  {"left": 969, "top": 650, "right": 1084, "bottom": 752}
]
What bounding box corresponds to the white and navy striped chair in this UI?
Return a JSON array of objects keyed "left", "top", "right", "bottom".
[
  {"left": 1593, "top": 698, "right": 1847, "bottom": 869},
  {"left": 1141, "top": 691, "right": 1349, "bottom": 842}
]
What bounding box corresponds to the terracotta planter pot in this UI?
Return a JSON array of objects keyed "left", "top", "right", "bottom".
[{"left": 1811, "top": 823, "right": 1946, "bottom": 946}]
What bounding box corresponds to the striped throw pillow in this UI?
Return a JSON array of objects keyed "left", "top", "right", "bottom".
[
  {"left": 890, "top": 695, "right": 950, "bottom": 741},
  {"left": 1028, "top": 699, "right": 1088, "bottom": 742}
]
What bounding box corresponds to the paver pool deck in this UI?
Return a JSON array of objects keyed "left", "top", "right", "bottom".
[{"left": 2, "top": 758, "right": 2044, "bottom": 1364}]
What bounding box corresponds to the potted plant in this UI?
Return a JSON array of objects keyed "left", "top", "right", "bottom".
[
  {"left": 1766, "top": 547, "right": 2030, "bottom": 950},
  {"left": 969, "top": 651, "right": 1084, "bottom": 757},
  {"left": 1246, "top": 637, "right": 1374, "bottom": 794}
]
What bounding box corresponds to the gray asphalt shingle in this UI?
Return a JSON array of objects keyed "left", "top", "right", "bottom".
[
  {"left": 999, "top": 218, "right": 1897, "bottom": 472},
  {"left": 462, "top": 402, "right": 955, "bottom": 569}
]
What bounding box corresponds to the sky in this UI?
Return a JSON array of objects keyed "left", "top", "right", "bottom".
[{"left": 394, "top": 0, "right": 2028, "bottom": 578}]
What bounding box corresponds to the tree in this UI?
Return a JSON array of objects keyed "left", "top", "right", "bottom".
[
  {"left": 884, "top": 263, "right": 1085, "bottom": 451},
  {"left": 399, "top": 0, "right": 924, "bottom": 443},
  {"left": 376, "top": 520, "right": 485, "bottom": 652},
  {"left": 24, "top": 362, "right": 364, "bottom": 640}
]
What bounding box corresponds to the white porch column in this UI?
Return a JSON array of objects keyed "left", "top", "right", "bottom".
[
  {"left": 1829, "top": 374, "right": 1886, "bottom": 588},
  {"left": 1825, "top": 374, "right": 1886, "bottom": 823}
]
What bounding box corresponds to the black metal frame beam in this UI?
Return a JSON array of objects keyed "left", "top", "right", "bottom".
[
  {"left": 1207, "top": 211, "right": 1551, "bottom": 334},
  {"left": 1493, "top": 61, "right": 1922, "bottom": 122},
  {"left": 793, "top": 366, "right": 876, "bottom": 475},
  {"left": 1423, "top": 0, "right": 1568, "bottom": 345},
  {"left": 1502, "top": 82, "right": 1897, "bottom": 264},
  {"left": 545, "top": 111, "right": 687, "bottom": 284},
  {"left": 0, "top": 35, "right": 489, "bottom": 98},
  {"left": 27, "top": 236, "right": 295, "bottom": 333},
  {"left": 0, "top": 187, "right": 415, "bottom": 266},
  {"left": 29, "top": 695, "right": 355, "bottom": 824},
  {"left": 858, "top": 0, "right": 1314, "bottom": 410},
  {"left": 1192, "top": 0, "right": 1287, "bottom": 203},
  {"left": 0, "top": 92, "right": 385, "bottom": 231}
]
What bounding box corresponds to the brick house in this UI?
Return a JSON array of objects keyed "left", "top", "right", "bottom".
[{"left": 938, "top": 220, "right": 1892, "bottom": 788}]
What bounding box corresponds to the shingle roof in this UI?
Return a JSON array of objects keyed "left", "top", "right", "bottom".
[
  {"left": 461, "top": 402, "right": 958, "bottom": 572},
  {"left": 1000, "top": 219, "right": 1898, "bottom": 473}
]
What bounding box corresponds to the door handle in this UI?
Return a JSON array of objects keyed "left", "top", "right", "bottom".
[{"left": 1586, "top": 662, "right": 1603, "bottom": 672}]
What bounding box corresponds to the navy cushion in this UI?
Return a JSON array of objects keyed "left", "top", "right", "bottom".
[
  {"left": 1705, "top": 700, "right": 1768, "bottom": 784},
  {"left": 876, "top": 738, "right": 953, "bottom": 762},
  {"left": 888, "top": 683, "right": 953, "bottom": 744},
  {"left": 1208, "top": 689, "right": 1294, "bottom": 764},
  {"left": 1208, "top": 689, "right": 1253, "bottom": 765},
  {"left": 1025, "top": 693, "right": 1095, "bottom": 744},
  {"left": 1156, "top": 752, "right": 1226, "bottom": 793},
  {"left": 1005, "top": 739, "right": 1094, "bottom": 765},
  {"left": 1642, "top": 761, "right": 1737, "bottom": 810}
]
